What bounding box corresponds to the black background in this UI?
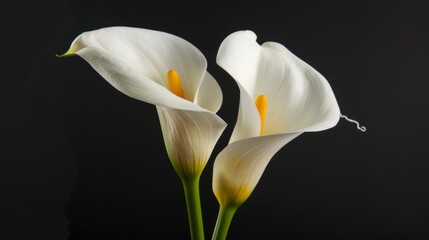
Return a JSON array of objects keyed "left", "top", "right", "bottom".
[{"left": 1, "top": 0, "right": 428, "bottom": 239}]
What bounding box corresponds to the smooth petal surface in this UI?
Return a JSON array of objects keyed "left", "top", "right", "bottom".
[
  {"left": 217, "top": 30, "right": 341, "bottom": 139},
  {"left": 157, "top": 106, "right": 227, "bottom": 178},
  {"left": 65, "top": 26, "right": 211, "bottom": 112},
  {"left": 229, "top": 83, "right": 260, "bottom": 143},
  {"left": 195, "top": 72, "right": 223, "bottom": 113},
  {"left": 213, "top": 30, "right": 342, "bottom": 208},
  {"left": 216, "top": 31, "right": 261, "bottom": 95},
  {"left": 213, "top": 133, "right": 301, "bottom": 207}
]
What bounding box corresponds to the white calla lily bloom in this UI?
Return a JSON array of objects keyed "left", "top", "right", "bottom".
[
  {"left": 213, "top": 30, "right": 341, "bottom": 208},
  {"left": 62, "top": 27, "right": 229, "bottom": 239},
  {"left": 62, "top": 27, "right": 227, "bottom": 179}
]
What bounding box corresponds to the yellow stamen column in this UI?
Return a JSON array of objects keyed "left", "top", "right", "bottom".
[
  {"left": 167, "top": 70, "right": 186, "bottom": 99},
  {"left": 255, "top": 94, "right": 267, "bottom": 135}
]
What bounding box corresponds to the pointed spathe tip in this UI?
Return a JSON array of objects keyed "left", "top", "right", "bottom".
[{"left": 56, "top": 50, "right": 76, "bottom": 58}]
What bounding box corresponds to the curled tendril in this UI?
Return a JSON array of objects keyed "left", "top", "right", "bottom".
[{"left": 340, "top": 114, "right": 366, "bottom": 132}]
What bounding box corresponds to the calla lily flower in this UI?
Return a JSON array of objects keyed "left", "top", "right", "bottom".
[
  {"left": 61, "top": 26, "right": 226, "bottom": 177},
  {"left": 211, "top": 30, "right": 341, "bottom": 240},
  {"left": 61, "top": 26, "right": 227, "bottom": 240}
]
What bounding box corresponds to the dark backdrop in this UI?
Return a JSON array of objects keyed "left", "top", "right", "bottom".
[{"left": 1, "top": 0, "right": 428, "bottom": 239}]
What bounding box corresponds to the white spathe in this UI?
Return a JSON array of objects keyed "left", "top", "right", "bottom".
[
  {"left": 213, "top": 30, "right": 341, "bottom": 206},
  {"left": 64, "top": 26, "right": 227, "bottom": 178}
]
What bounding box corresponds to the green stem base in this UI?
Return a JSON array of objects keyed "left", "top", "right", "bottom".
[
  {"left": 182, "top": 177, "right": 205, "bottom": 240},
  {"left": 211, "top": 206, "right": 238, "bottom": 240}
]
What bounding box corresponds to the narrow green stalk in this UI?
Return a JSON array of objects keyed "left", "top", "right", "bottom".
[
  {"left": 211, "top": 205, "right": 238, "bottom": 240},
  {"left": 182, "top": 177, "right": 205, "bottom": 240}
]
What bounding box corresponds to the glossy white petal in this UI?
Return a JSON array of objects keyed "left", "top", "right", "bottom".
[
  {"left": 213, "top": 133, "right": 301, "bottom": 207},
  {"left": 65, "top": 26, "right": 209, "bottom": 112},
  {"left": 157, "top": 106, "right": 227, "bottom": 178},
  {"left": 195, "top": 72, "right": 223, "bottom": 113},
  {"left": 213, "top": 30, "right": 342, "bottom": 207},
  {"left": 216, "top": 30, "right": 260, "bottom": 95},
  {"left": 217, "top": 30, "right": 340, "bottom": 138},
  {"left": 229, "top": 83, "right": 260, "bottom": 143}
]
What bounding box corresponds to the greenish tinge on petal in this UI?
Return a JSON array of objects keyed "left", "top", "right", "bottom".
[
  {"left": 213, "top": 133, "right": 301, "bottom": 207},
  {"left": 157, "top": 106, "right": 227, "bottom": 179},
  {"left": 62, "top": 26, "right": 220, "bottom": 112},
  {"left": 56, "top": 50, "right": 76, "bottom": 57}
]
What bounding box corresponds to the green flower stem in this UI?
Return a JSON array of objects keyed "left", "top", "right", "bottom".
[
  {"left": 211, "top": 205, "right": 238, "bottom": 240},
  {"left": 182, "top": 177, "right": 205, "bottom": 240}
]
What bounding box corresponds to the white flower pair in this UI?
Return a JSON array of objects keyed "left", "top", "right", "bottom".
[{"left": 61, "top": 27, "right": 352, "bottom": 240}]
